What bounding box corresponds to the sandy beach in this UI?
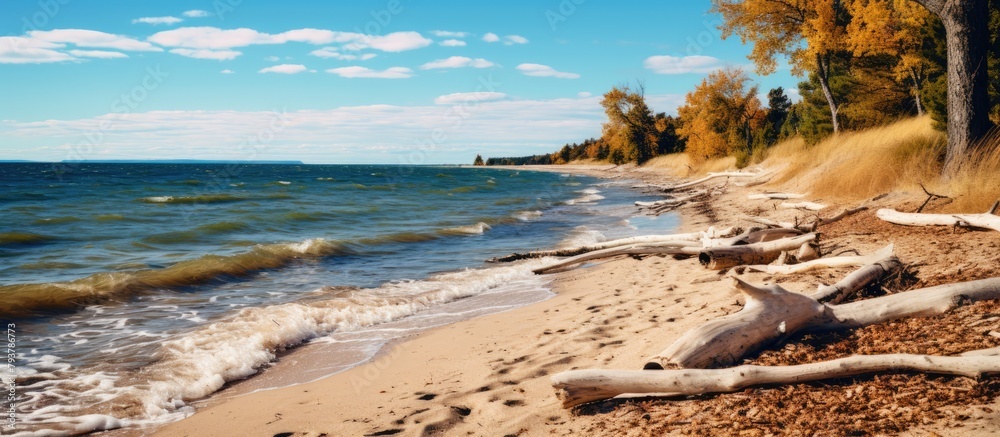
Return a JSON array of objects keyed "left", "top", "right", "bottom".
[{"left": 151, "top": 163, "right": 1000, "bottom": 437}]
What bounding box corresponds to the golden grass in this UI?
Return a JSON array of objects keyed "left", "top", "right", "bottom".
[
  {"left": 945, "top": 132, "right": 1000, "bottom": 212},
  {"left": 764, "top": 117, "right": 946, "bottom": 201},
  {"left": 642, "top": 153, "right": 737, "bottom": 177}
]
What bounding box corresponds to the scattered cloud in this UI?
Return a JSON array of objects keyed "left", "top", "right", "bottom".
[
  {"left": 516, "top": 63, "right": 580, "bottom": 79},
  {"left": 342, "top": 31, "right": 432, "bottom": 52},
  {"left": 434, "top": 92, "right": 507, "bottom": 105},
  {"left": 68, "top": 49, "right": 128, "bottom": 59},
  {"left": 169, "top": 48, "right": 241, "bottom": 60},
  {"left": 220, "top": 69, "right": 234, "bottom": 74},
  {"left": 643, "top": 55, "right": 725, "bottom": 74},
  {"left": 148, "top": 27, "right": 431, "bottom": 53},
  {"left": 577, "top": 91, "right": 592, "bottom": 98},
  {"left": 132, "top": 16, "right": 183, "bottom": 25},
  {"left": 0, "top": 36, "right": 73, "bottom": 64},
  {"left": 504, "top": 35, "right": 528, "bottom": 45},
  {"left": 440, "top": 39, "right": 466, "bottom": 47},
  {"left": 360, "top": 53, "right": 376, "bottom": 60},
  {"left": 182, "top": 10, "right": 210, "bottom": 18},
  {"left": 259, "top": 64, "right": 308, "bottom": 74},
  {"left": 481, "top": 32, "right": 500, "bottom": 43},
  {"left": 308, "top": 47, "right": 365, "bottom": 60},
  {"left": 29, "top": 29, "right": 162, "bottom": 51},
  {"left": 326, "top": 66, "right": 414, "bottom": 79},
  {"left": 419, "top": 56, "right": 494, "bottom": 70},
  {"left": 265, "top": 55, "right": 280, "bottom": 61},
  {"left": 430, "top": 31, "right": 469, "bottom": 38}
]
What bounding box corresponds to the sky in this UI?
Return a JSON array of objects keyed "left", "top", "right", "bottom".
[{"left": 0, "top": 0, "right": 800, "bottom": 164}]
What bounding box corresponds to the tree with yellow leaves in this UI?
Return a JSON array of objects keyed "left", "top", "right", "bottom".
[
  {"left": 678, "top": 68, "right": 765, "bottom": 167},
  {"left": 712, "top": 0, "right": 850, "bottom": 133}
]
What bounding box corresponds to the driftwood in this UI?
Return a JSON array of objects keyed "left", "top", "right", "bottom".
[
  {"left": 746, "top": 244, "right": 894, "bottom": 275},
  {"left": 488, "top": 227, "right": 735, "bottom": 263},
  {"left": 876, "top": 201, "right": 1000, "bottom": 232},
  {"left": 552, "top": 348, "right": 1000, "bottom": 408},
  {"left": 635, "top": 190, "right": 708, "bottom": 208},
  {"left": 662, "top": 171, "right": 761, "bottom": 192},
  {"left": 698, "top": 233, "right": 819, "bottom": 270},
  {"left": 748, "top": 192, "right": 805, "bottom": 200},
  {"left": 643, "top": 276, "right": 1000, "bottom": 370},
  {"left": 743, "top": 206, "right": 867, "bottom": 233},
  {"left": 811, "top": 256, "right": 903, "bottom": 304},
  {"left": 532, "top": 244, "right": 703, "bottom": 274},
  {"left": 916, "top": 183, "right": 950, "bottom": 213},
  {"left": 818, "top": 206, "right": 868, "bottom": 226},
  {"left": 780, "top": 201, "right": 828, "bottom": 211}
]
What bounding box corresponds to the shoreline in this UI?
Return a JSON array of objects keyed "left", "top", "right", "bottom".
[{"left": 152, "top": 162, "right": 1000, "bottom": 436}]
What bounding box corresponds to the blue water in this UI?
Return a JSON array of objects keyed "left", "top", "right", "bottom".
[{"left": 0, "top": 163, "right": 678, "bottom": 435}]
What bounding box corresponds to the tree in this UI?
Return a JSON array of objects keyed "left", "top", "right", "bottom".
[
  {"left": 766, "top": 87, "right": 793, "bottom": 142},
  {"left": 847, "top": 0, "right": 941, "bottom": 116},
  {"left": 677, "top": 68, "right": 765, "bottom": 167},
  {"left": 907, "top": 0, "right": 992, "bottom": 172},
  {"left": 653, "top": 113, "right": 686, "bottom": 155},
  {"left": 473, "top": 154, "right": 484, "bottom": 166},
  {"left": 712, "top": 0, "right": 851, "bottom": 133},
  {"left": 600, "top": 84, "right": 658, "bottom": 164}
]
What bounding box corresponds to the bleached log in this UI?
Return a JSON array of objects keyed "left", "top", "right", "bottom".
[
  {"left": 748, "top": 192, "right": 806, "bottom": 200},
  {"left": 746, "top": 244, "right": 894, "bottom": 275},
  {"left": 743, "top": 216, "right": 797, "bottom": 229},
  {"left": 488, "top": 227, "right": 734, "bottom": 263},
  {"left": 819, "top": 206, "right": 868, "bottom": 226},
  {"left": 795, "top": 241, "right": 820, "bottom": 262},
  {"left": 702, "top": 228, "right": 803, "bottom": 248},
  {"left": 810, "top": 256, "right": 903, "bottom": 304},
  {"left": 698, "top": 233, "right": 819, "bottom": 270},
  {"left": 662, "top": 171, "right": 761, "bottom": 192},
  {"left": 532, "top": 244, "right": 703, "bottom": 274},
  {"left": 635, "top": 190, "right": 708, "bottom": 208},
  {"left": 644, "top": 276, "right": 1000, "bottom": 370},
  {"left": 553, "top": 349, "right": 1000, "bottom": 408},
  {"left": 876, "top": 201, "right": 1000, "bottom": 232},
  {"left": 780, "top": 201, "right": 828, "bottom": 211}
]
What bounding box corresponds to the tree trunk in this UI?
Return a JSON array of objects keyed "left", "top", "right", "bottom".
[
  {"left": 816, "top": 53, "right": 841, "bottom": 133},
  {"left": 911, "top": 0, "right": 992, "bottom": 173},
  {"left": 875, "top": 201, "right": 1000, "bottom": 232}
]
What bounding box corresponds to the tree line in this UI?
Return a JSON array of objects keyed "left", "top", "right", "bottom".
[{"left": 481, "top": 0, "right": 999, "bottom": 173}]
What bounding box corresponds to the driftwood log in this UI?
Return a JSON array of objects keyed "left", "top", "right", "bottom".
[
  {"left": 748, "top": 192, "right": 805, "bottom": 200},
  {"left": 698, "top": 233, "right": 819, "bottom": 270},
  {"left": 810, "top": 256, "right": 903, "bottom": 304},
  {"left": 780, "top": 201, "right": 828, "bottom": 211},
  {"left": 643, "top": 276, "right": 1000, "bottom": 370},
  {"left": 532, "top": 244, "right": 703, "bottom": 274},
  {"left": 876, "top": 201, "right": 1000, "bottom": 232},
  {"left": 746, "top": 244, "right": 894, "bottom": 275},
  {"left": 635, "top": 190, "right": 708, "bottom": 208},
  {"left": 488, "top": 227, "right": 735, "bottom": 263},
  {"left": 552, "top": 348, "right": 1000, "bottom": 408},
  {"left": 662, "top": 171, "right": 761, "bottom": 192}
]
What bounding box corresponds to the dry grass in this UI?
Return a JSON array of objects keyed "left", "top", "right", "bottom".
[
  {"left": 945, "top": 132, "right": 1000, "bottom": 212},
  {"left": 764, "top": 117, "right": 946, "bottom": 201},
  {"left": 641, "top": 153, "right": 736, "bottom": 177}
]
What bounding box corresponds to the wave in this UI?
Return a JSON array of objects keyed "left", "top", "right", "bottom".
[
  {"left": 514, "top": 210, "right": 543, "bottom": 221},
  {"left": 563, "top": 187, "right": 604, "bottom": 205},
  {"left": 33, "top": 216, "right": 82, "bottom": 225},
  {"left": 440, "top": 222, "right": 492, "bottom": 235},
  {"left": 142, "top": 220, "right": 251, "bottom": 244},
  {"left": 0, "top": 232, "right": 56, "bottom": 246},
  {"left": 558, "top": 226, "right": 605, "bottom": 248},
  {"left": 13, "top": 260, "right": 551, "bottom": 435},
  {"left": 0, "top": 238, "right": 349, "bottom": 318},
  {"left": 140, "top": 194, "right": 248, "bottom": 205}
]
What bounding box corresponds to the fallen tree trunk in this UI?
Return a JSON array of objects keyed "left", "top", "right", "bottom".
[
  {"left": 553, "top": 348, "right": 1000, "bottom": 408},
  {"left": 488, "top": 227, "right": 734, "bottom": 263},
  {"left": 810, "top": 256, "right": 903, "bottom": 304},
  {"left": 746, "top": 244, "right": 894, "bottom": 275},
  {"left": 635, "top": 190, "right": 708, "bottom": 208},
  {"left": 698, "top": 233, "right": 819, "bottom": 270},
  {"left": 818, "top": 206, "right": 868, "bottom": 226},
  {"left": 780, "top": 201, "right": 828, "bottom": 211},
  {"left": 662, "top": 171, "right": 761, "bottom": 192},
  {"left": 876, "top": 201, "right": 1000, "bottom": 232},
  {"left": 533, "top": 244, "right": 702, "bottom": 274},
  {"left": 644, "top": 276, "right": 1000, "bottom": 369},
  {"left": 748, "top": 192, "right": 806, "bottom": 200}
]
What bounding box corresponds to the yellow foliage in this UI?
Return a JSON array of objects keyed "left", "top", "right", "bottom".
[{"left": 677, "top": 68, "right": 762, "bottom": 164}]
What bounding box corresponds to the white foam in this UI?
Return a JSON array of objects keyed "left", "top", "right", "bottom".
[
  {"left": 443, "top": 222, "right": 491, "bottom": 235},
  {"left": 277, "top": 181, "right": 291, "bottom": 185},
  {"left": 143, "top": 196, "right": 172, "bottom": 203},
  {"left": 558, "top": 226, "right": 605, "bottom": 248},
  {"left": 514, "top": 210, "right": 543, "bottom": 221}
]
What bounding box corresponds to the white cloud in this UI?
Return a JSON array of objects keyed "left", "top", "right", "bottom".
[
  {"left": 577, "top": 91, "right": 592, "bottom": 98},
  {"left": 430, "top": 31, "right": 469, "bottom": 38},
  {"left": 169, "top": 48, "right": 241, "bottom": 60},
  {"left": 220, "top": 69, "right": 234, "bottom": 74},
  {"left": 0, "top": 36, "right": 73, "bottom": 64},
  {"left": 504, "top": 35, "right": 528, "bottom": 45},
  {"left": 29, "top": 29, "right": 162, "bottom": 51},
  {"left": 182, "top": 10, "right": 210, "bottom": 18},
  {"left": 343, "top": 31, "right": 432, "bottom": 52},
  {"left": 259, "top": 64, "right": 308, "bottom": 74},
  {"left": 132, "top": 16, "right": 183, "bottom": 25},
  {"left": 434, "top": 92, "right": 507, "bottom": 105},
  {"left": 643, "top": 55, "right": 725, "bottom": 74},
  {"left": 516, "top": 63, "right": 580, "bottom": 79},
  {"left": 419, "top": 56, "right": 494, "bottom": 70},
  {"left": 308, "top": 47, "right": 364, "bottom": 60},
  {"left": 440, "top": 39, "right": 466, "bottom": 47},
  {"left": 326, "top": 66, "right": 413, "bottom": 79},
  {"left": 360, "top": 53, "right": 376, "bottom": 60},
  {"left": 68, "top": 50, "right": 128, "bottom": 59},
  {"left": 264, "top": 55, "right": 280, "bottom": 61},
  {"left": 482, "top": 32, "right": 500, "bottom": 43}
]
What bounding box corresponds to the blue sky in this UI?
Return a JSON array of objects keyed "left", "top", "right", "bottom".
[{"left": 0, "top": 0, "right": 799, "bottom": 164}]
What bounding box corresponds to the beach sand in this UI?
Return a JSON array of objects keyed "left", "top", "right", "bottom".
[{"left": 152, "top": 164, "right": 1000, "bottom": 436}]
